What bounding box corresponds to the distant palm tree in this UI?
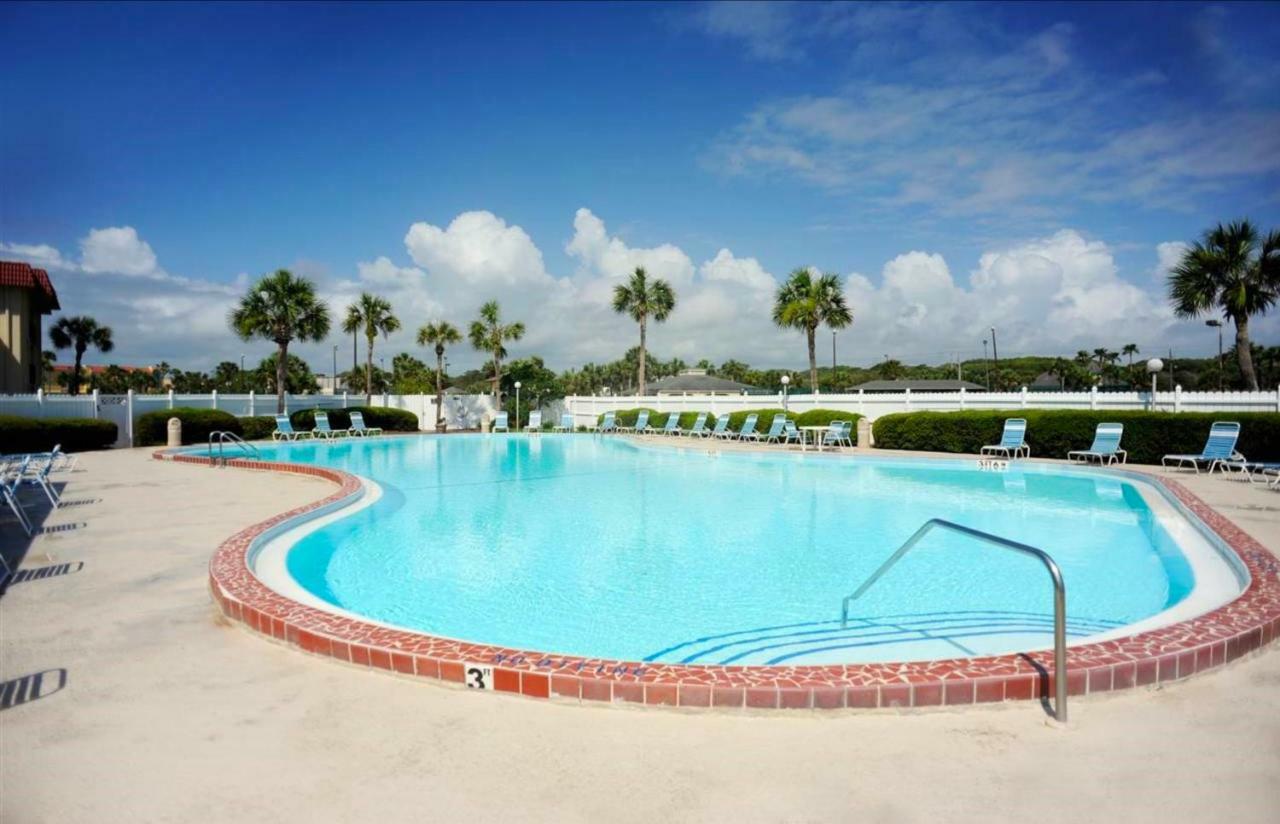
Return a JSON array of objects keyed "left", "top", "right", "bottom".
[
  {"left": 468, "top": 300, "right": 525, "bottom": 399},
  {"left": 772, "top": 268, "right": 853, "bottom": 392},
  {"left": 228, "top": 269, "right": 331, "bottom": 413},
  {"left": 343, "top": 293, "right": 400, "bottom": 404},
  {"left": 611, "top": 267, "right": 676, "bottom": 395},
  {"left": 49, "top": 315, "right": 114, "bottom": 396},
  {"left": 417, "top": 320, "right": 462, "bottom": 429},
  {"left": 1121, "top": 343, "right": 1140, "bottom": 386},
  {"left": 1169, "top": 220, "right": 1280, "bottom": 390}
]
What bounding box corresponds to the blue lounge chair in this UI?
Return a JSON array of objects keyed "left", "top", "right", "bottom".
[
  {"left": 1217, "top": 459, "right": 1280, "bottom": 484},
  {"left": 553, "top": 413, "right": 574, "bottom": 432},
  {"left": 763, "top": 414, "right": 788, "bottom": 443},
  {"left": 710, "top": 415, "right": 733, "bottom": 439},
  {"left": 349, "top": 411, "right": 382, "bottom": 436},
  {"left": 821, "top": 420, "right": 849, "bottom": 449},
  {"left": 981, "top": 418, "right": 1030, "bottom": 459},
  {"left": 659, "top": 413, "right": 682, "bottom": 436},
  {"left": 272, "top": 415, "right": 313, "bottom": 441},
  {"left": 1068, "top": 423, "right": 1126, "bottom": 465},
  {"left": 621, "top": 410, "right": 650, "bottom": 435},
  {"left": 736, "top": 413, "right": 761, "bottom": 441},
  {"left": 524, "top": 410, "right": 543, "bottom": 432},
  {"left": 682, "top": 412, "right": 709, "bottom": 437},
  {"left": 1162, "top": 421, "right": 1241, "bottom": 473},
  {"left": 312, "top": 411, "right": 348, "bottom": 439},
  {"left": 1, "top": 457, "right": 34, "bottom": 537},
  {"left": 492, "top": 412, "right": 510, "bottom": 432},
  {"left": 597, "top": 411, "right": 617, "bottom": 433},
  {"left": 18, "top": 452, "right": 61, "bottom": 507},
  {"left": 782, "top": 420, "right": 803, "bottom": 445}
]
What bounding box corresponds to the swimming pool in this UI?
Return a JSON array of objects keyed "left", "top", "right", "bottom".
[{"left": 241, "top": 434, "right": 1245, "bottom": 666}]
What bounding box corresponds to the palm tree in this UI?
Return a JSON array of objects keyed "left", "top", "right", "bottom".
[
  {"left": 468, "top": 300, "right": 525, "bottom": 399},
  {"left": 772, "top": 268, "right": 853, "bottom": 392},
  {"left": 342, "top": 293, "right": 400, "bottom": 404},
  {"left": 417, "top": 321, "right": 462, "bottom": 430},
  {"left": 48, "top": 316, "right": 114, "bottom": 396},
  {"left": 1121, "top": 343, "right": 1140, "bottom": 386},
  {"left": 228, "top": 269, "right": 331, "bottom": 413},
  {"left": 1169, "top": 220, "right": 1280, "bottom": 390},
  {"left": 611, "top": 267, "right": 676, "bottom": 395}
]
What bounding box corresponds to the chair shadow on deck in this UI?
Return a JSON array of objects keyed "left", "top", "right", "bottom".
[{"left": 0, "top": 480, "right": 88, "bottom": 599}]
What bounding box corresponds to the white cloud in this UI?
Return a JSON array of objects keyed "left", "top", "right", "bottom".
[
  {"left": 699, "top": 248, "right": 776, "bottom": 291},
  {"left": 0, "top": 242, "right": 68, "bottom": 271},
  {"left": 78, "top": 227, "right": 159, "bottom": 276},
  {"left": 405, "top": 211, "right": 549, "bottom": 287},
  {"left": 1154, "top": 240, "right": 1189, "bottom": 281},
  {"left": 565, "top": 208, "right": 695, "bottom": 286}
]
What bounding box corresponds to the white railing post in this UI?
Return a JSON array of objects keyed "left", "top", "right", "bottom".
[
  {"left": 859, "top": 388, "right": 865, "bottom": 415},
  {"left": 168, "top": 388, "right": 174, "bottom": 410},
  {"left": 249, "top": 390, "right": 255, "bottom": 416},
  {"left": 1175, "top": 385, "right": 1183, "bottom": 413},
  {"left": 959, "top": 386, "right": 966, "bottom": 410},
  {"left": 36, "top": 388, "right": 44, "bottom": 416},
  {"left": 905, "top": 387, "right": 912, "bottom": 411},
  {"left": 343, "top": 391, "right": 349, "bottom": 408},
  {"left": 211, "top": 389, "right": 218, "bottom": 410},
  {"left": 91, "top": 388, "right": 100, "bottom": 419},
  {"left": 1089, "top": 385, "right": 1097, "bottom": 410},
  {"left": 1276, "top": 385, "right": 1279, "bottom": 413},
  {"left": 126, "top": 389, "right": 134, "bottom": 445},
  {"left": 383, "top": 390, "right": 388, "bottom": 408},
  {"left": 1021, "top": 386, "right": 1028, "bottom": 408}
]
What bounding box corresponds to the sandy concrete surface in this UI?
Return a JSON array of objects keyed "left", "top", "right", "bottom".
[{"left": 2, "top": 446, "right": 1279, "bottom": 824}]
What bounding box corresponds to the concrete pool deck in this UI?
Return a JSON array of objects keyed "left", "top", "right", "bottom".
[{"left": 2, "top": 444, "right": 1279, "bottom": 822}]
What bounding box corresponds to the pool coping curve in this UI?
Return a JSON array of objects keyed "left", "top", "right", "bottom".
[{"left": 155, "top": 444, "right": 1280, "bottom": 711}]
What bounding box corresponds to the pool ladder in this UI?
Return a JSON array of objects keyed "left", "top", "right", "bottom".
[
  {"left": 841, "top": 518, "right": 1068, "bottom": 723},
  {"left": 207, "top": 431, "right": 260, "bottom": 467}
]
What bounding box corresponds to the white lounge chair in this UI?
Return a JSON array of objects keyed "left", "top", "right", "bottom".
[
  {"left": 272, "top": 415, "right": 313, "bottom": 441},
  {"left": 524, "top": 410, "right": 543, "bottom": 433},
  {"left": 492, "top": 412, "right": 510, "bottom": 432},
  {"left": 349, "top": 411, "right": 383, "bottom": 436},
  {"left": 312, "top": 411, "right": 349, "bottom": 439},
  {"left": 553, "top": 413, "right": 574, "bottom": 432}
]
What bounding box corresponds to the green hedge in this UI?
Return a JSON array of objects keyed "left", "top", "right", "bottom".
[
  {"left": 136, "top": 407, "right": 241, "bottom": 446},
  {"left": 0, "top": 415, "right": 117, "bottom": 453},
  {"left": 597, "top": 407, "right": 864, "bottom": 434},
  {"left": 288, "top": 405, "right": 419, "bottom": 433},
  {"left": 240, "top": 415, "right": 278, "bottom": 441},
  {"left": 872, "top": 410, "right": 1280, "bottom": 465}
]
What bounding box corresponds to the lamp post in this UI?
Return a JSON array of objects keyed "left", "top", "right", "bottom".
[
  {"left": 1206, "top": 319, "right": 1224, "bottom": 390},
  {"left": 983, "top": 339, "right": 990, "bottom": 390},
  {"left": 781, "top": 373, "right": 790, "bottom": 413},
  {"left": 332, "top": 345, "right": 338, "bottom": 394},
  {"left": 831, "top": 331, "right": 836, "bottom": 370},
  {"left": 514, "top": 380, "right": 522, "bottom": 429},
  {"left": 1146, "top": 358, "right": 1164, "bottom": 411},
  {"left": 239, "top": 354, "right": 245, "bottom": 392}
]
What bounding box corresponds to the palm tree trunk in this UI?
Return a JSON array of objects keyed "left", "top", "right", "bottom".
[
  {"left": 275, "top": 341, "right": 289, "bottom": 414},
  {"left": 351, "top": 330, "right": 358, "bottom": 389},
  {"left": 72, "top": 346, "right": 85, "bottom": 396},
  {"left": 1235, "top": 316, "right": 1259, "bottom": 390},
  {"left": 638, "top": 317, "right": 647, "bottom": 395},
  {"left": 365, "top": 334, "right": 373, "bottom": 405},
  {"left": 434, "top": 349, "right": 445, "bottom": 429},
  {"left": 807, "top": 327, "right": 818, "bottom": 392},
  {"left": 491, "top": 353, "right": 501, "bottom": 399}
]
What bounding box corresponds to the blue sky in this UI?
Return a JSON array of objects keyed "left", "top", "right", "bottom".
[{"left": 2, "top": 1, "right": 1278, "bottom": 373}]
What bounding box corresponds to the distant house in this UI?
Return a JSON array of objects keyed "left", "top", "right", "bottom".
[
  {"left": 0, "top": 260, "right": 60, "bottom": 393},
  {"left": 45, "top": 363, "right": 156, "bottom": 393},
  {"left": 647, "top": 369, "right": 759, "bottom": 396},
  {"left": 849, "top": 379, "right": 986, "bottom": 393}
]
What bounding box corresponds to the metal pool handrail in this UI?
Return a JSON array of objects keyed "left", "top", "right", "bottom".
[
  {"left": 841, "top": 518, "right": 1068, "bottom": 723},
  {"left": 207, "top": 431, "right": 260, "bottom": 467}
]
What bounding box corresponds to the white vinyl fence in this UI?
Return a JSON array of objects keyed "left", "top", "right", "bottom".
[
  {"left": 0, "top": 390, "right": 500, "bottom": 448},
  {"left": 563, "top": 386, "right": 1280, "bottom": 426}
]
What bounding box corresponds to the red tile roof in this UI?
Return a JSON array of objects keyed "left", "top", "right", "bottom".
[{"left": 0, "top": 260, "right": 60, "bottom": 312}]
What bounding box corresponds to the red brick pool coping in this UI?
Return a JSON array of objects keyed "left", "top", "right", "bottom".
[{"left": 157, "top": 448, "right": 1280, "bottom": 710}]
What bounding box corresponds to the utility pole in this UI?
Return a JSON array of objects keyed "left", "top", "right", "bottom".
[
  {"left": 832, "top": 330, "right": 837, "bottom": 370},
  {"left": 983, "top": 339, "right": 990, "bottom": 390},
  {"left": 990, "top": 327, "right": 999, "bottom": 388}
]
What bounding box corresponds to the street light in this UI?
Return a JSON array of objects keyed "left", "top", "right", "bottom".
[
  {"left": 239, "top": 354, "right": 245, "bottom": 391},
  {"left": 781, "top": 373, "right": 790, "bottom": 413},
  {"left": 1146, "top": 358, "right": 1164, "bottom": 411},
  {"left": 332, "top": 345, "right": 338, "bottom": 394},
  {"left": 990, "top": 326, "right": 999, "bottom": 382},
  {"left": 1206, "top": 319, "right": 1224, "bottom": 390},
  {"left": 831, "top": 331, "right": 837, "bottom": 370},
  {"left": 514, "top": 380, "right": 522, "bottom": 429},
  {"left": 982, "top": 339, "right": 990, "bottom": 390}
]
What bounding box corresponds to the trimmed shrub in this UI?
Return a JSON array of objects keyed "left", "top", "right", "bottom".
[
  {"left": 0, "top": 415, "right": 117, "bottom": 453},
  {"left": 793, "top": 408, "right": 864, "bottom": 428},
  {"left": 872, "top": 409, "right": 1280, "bottom": 465},
  {"left": 239, "top": 415, "right": 279, "bottom": 441},
  {"left": 288, "top": 405, "right": 419, "bottom": 433},
  {"left": 136, "top": 407, "right": 241, "bottom": 446}
]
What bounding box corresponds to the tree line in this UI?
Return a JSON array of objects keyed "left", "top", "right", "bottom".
[{"left": 42, "top": 218, "right": 1279, "bottom": 411}]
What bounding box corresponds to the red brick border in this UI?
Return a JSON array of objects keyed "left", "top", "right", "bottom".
[{"left": 157, "top": 449, "right": 1280, "bottom": 710}]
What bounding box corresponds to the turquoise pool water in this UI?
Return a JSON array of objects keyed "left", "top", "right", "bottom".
[{"left": 248, "top": 435, "right": 1203, "bottom": 665}]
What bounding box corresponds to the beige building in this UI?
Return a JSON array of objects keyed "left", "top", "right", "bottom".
[{"left": 1, "top": 260, "right": 60, "bottom": 393}]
